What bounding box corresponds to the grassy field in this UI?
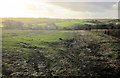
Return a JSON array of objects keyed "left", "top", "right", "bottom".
[
  {"left": 3, "top": 30, "right": 75, "bottom": 57},
  {"left": 2, "top": 29, "right": 120, "bottom": 77},
  {"left": 2, "top": 18, "right": 96, "bottom": 30},
  {"left": 2, "top": 18, "right": 51, "bottom": 23},
  {"left": 0, "top": 23, "right": 3, "bottom": 27},
  {"left": 55, "top": 20, "right": 95, "bottom": 27},
  {"left": 2, "top": 18, "right": 119, "bottom": 30}
]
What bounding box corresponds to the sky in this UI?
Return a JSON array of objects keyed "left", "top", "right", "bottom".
[{"left": 0, "top": 0, "right": 119, "bottom": 19}]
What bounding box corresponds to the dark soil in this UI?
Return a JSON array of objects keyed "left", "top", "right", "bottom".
[{"left": 2, "top": 31, "right": 120, "bottom": 78}]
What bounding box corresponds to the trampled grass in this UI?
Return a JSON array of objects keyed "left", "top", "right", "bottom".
[
  {"left": 2, "top": 29, "right": 120, "bottom": 77},
  {"left": 2, "top": 30, "right": 75, "bottom": 54}
]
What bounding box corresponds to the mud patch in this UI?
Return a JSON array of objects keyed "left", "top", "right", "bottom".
[{"left": 17, "top": 42, "right": 40, "bottom": 49}]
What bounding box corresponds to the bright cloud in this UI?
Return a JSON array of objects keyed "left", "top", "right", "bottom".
[{"left": 0, "top": 0, "right": 118, "bottom": 19}]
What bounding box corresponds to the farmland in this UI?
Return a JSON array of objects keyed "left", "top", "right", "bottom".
[{"left": 1, "top": 18, "right": 120, "bottom": 77}]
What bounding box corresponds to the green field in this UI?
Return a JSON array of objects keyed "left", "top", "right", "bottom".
[
  {"left": 3, "top": 30, "right": 75, "bottom": 57},
  {"left": 2, "top": 29, "right": 120, "bottom": 77},
  {"left": 2, "top": 18, "right": 50, "bottom": 23},
  {"left": 55, "top": 20, "right": 95, "bottom": 27},
  {"left": 2, "top": 18, "right": 119, "bottom": 30}
]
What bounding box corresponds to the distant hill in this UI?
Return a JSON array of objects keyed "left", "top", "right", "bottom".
[{"left": 1, "top": 18, "right": 119, "bottom": 30}]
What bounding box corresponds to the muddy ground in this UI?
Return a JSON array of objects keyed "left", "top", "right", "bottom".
[{"left": 2, "top": 30, "right": 120, "bottom": 78}]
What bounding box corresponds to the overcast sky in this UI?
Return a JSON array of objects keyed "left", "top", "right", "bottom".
[{"left": 0, "top": 0, "right": 119, "bottom": 19}]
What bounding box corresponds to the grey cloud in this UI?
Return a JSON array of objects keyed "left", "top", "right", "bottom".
[
  {"left": 37, "top": 0, "right": 119, "bottom": 2},
  {"left": 49, "top": 2, "right": 117, "bottom": 12}
]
